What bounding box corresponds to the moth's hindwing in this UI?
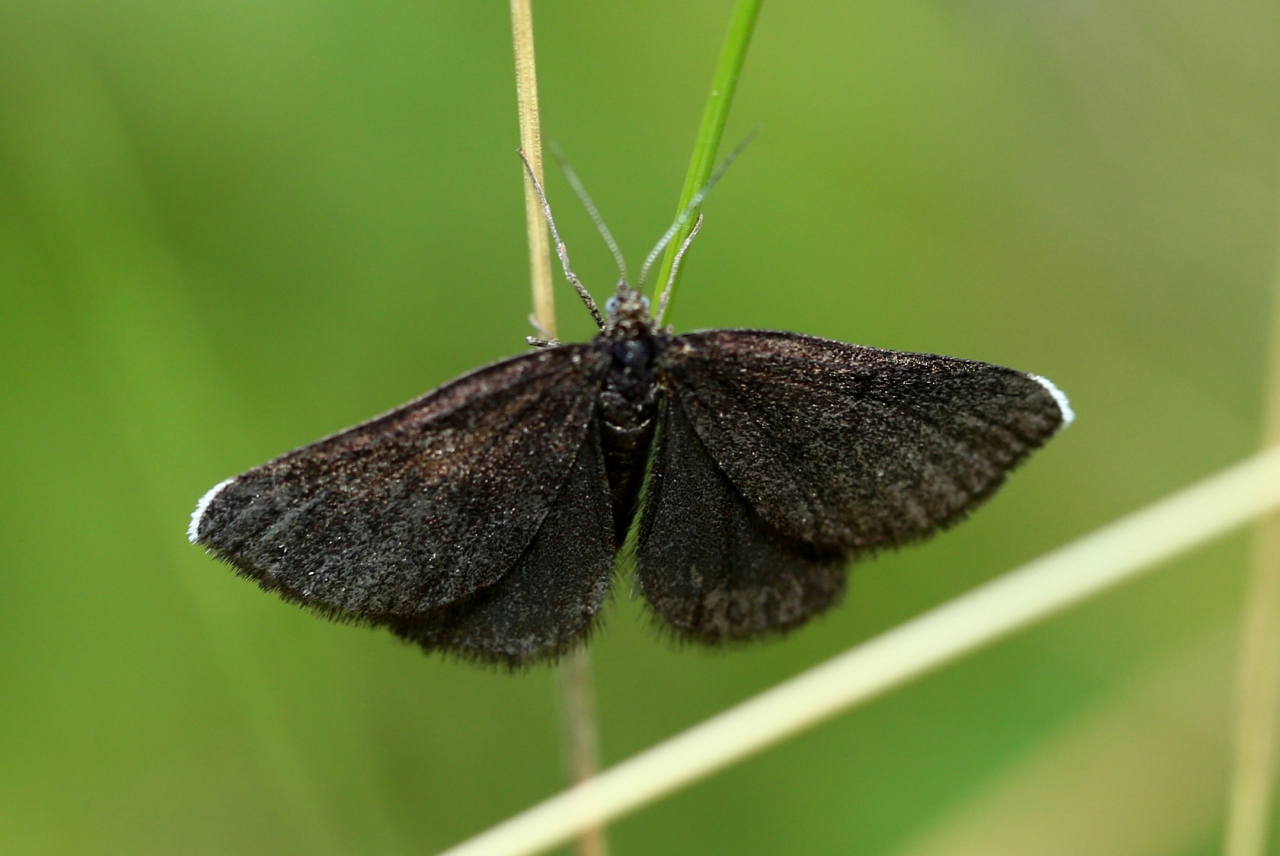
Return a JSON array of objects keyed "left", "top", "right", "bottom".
[
  {"left": 391, "top": 422, "right": 617, "bottom": 665},
  {"left": 636, "top": 393, "right": 847, "bottom": 642}
]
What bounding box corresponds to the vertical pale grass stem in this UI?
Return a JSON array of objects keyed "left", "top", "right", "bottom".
[
  {"left": 556, "top": 647, "right": 606, "bottom": 856},
  {"left": 439, "top": 447, "right": 1280, "bottom": 856},
  {"left": 509, "top": 3, "right": 606, "bottom": 854},
  {"left": 1223, "top": 229, "right": 1280, "bottom": 856},
  {"left": 510, "top": 0, "right": 555, "bottom": 339}
]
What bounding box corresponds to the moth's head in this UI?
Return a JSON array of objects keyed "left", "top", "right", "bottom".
[{"left": 602, "top": 280, "right": 653, "bottom": 337}]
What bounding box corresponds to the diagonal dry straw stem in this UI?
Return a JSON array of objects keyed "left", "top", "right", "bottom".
[{"left": 439, "top": 447, "right": 1280, "bottom": 856}]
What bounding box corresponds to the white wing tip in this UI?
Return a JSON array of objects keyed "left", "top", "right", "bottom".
[
  {"left": 1031, "top": 375, "right": 1074, "bottom": 429},
  {"left": 188, "top": 476, "right": 237, "bottom": 544}
]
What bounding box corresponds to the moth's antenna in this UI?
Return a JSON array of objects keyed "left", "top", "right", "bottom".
[
  {"left": 636, "top": 127, "right": 759, "bottom": 291},
  {"left": 655, "top": 213, "right": 703, "bottom": 326},
  {"left": 547, "top": 141, "right": 628, "bottom": 284},
  {"left": 518, "top": 149, "right": 605, "bottom": 330}
]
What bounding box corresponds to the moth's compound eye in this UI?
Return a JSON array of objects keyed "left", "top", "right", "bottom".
[{"left": 605, "top": 296, "right": 618, "bottom": 314}]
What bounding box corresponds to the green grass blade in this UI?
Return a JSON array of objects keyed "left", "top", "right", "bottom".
[{"left": 651, "top": 0, "right": 762, "bottom": 322}]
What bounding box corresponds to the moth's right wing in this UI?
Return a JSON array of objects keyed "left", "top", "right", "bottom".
[
  {"left": 190, "top": 344, "right": 611, "bottom": 624},
  {"left": 636, "top": 327, "right": 1067, "bottom": 643}
]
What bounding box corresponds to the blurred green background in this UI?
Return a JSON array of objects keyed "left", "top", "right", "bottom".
[{"left": 2, "top": 0, "right": 1277, "bottom": 853}]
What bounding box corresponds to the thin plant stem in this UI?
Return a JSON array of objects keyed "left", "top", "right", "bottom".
[
  {"left": 509, "top": 4, "right": 606, "bottom": 855},
  {"left": 649, "top": 0, "right": 762, "bottom": 322},
  {"left": 438, "top": 447, "right": 1280, "bottom": 856},
  {"left": 557, "top": 647, "right": 607, "bottom": 856},
  {"left": 1223, "top": 218, "right": 1280, "bottom": 856},
  {"left": 510, "top": 0, "right": 555, "bottom": 340}
]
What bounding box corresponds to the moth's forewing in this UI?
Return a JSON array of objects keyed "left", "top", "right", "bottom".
[
  {"left": 658, "top": 329, "right": 1066, "bottom": 553},
  {"left": 390, "top": 423, "right": 616, "bottom": 665},
  {"left": 636, "top": 394, "right": 846, "bottom": 643},
  {"left": 191, "top": 345, "right": 609, "bottom": 622}
]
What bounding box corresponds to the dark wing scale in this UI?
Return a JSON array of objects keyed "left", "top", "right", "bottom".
[
  {"left": 192, "top": 344, "right": 609, "bottom": 621},
  {"left": 390, "top": 423, "right": 616, "bottom": 666},
  {"left": 636, "top": 395, "right": 846, "bottom": 643},
  {"left": 658, "top": 329, "right": 1066, "bottom": 553}
]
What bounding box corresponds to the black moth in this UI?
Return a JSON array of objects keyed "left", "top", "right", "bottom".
[{"left": 189, "top": 168, "right": 1071, "bottom": 667}]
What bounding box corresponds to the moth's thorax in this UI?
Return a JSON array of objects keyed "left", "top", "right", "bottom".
[
  {"left": 598, "top": 330, "right": 662, "bottom": 448},
  {"left": 597, "top": 281, "right": 668, "bottom": 446}
]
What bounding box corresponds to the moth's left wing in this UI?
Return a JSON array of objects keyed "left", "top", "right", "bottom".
[{"left": 657, "top": 329, "right": 1069, "bottom": 553}]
